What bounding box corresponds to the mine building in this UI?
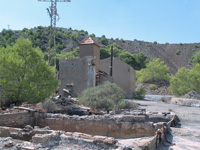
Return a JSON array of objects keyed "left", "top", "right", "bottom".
[{"left": 59, "top": 37, "right": 135, "bottom": 98}]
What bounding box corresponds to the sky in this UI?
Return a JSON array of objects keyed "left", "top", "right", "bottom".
[{"left": 0, "top": 0, "right": 200, "bottom": 44}]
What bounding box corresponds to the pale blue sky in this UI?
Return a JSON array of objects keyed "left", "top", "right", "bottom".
[{"left": 0, "top": 0, "right": 200, "bottom": 44}]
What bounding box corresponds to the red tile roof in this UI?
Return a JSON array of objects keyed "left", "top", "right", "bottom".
[{"left": 79, "top": 37, "right": 100, "bottom": 48}]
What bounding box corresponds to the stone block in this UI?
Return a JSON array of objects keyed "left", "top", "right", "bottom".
[
  {"left": 93, "top": 135, "right": 106, "bottom": 143},
  {"left": 104, "top": 137, "right": 117, "bottom": 145},
  {"left": 32, "top": 132, "right": 59, "bottom": 146},
  {"left": 121, "top": 115, "right": 135, "bottom": 122},
  {"left": 79, "top": 133, "right": 93, "bottom": 140}
]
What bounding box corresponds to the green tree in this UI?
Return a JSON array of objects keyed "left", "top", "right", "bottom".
[
  {"left": 118, "top": 50, "right": 136, "bottom": 67},
  {"left": 170, "top": 64, "right": 200, "bottom": 96},
  {"left": 192, "top": 51, "right": 200, "bottom": 66},
  {"left": 0, "top": 38, "right": 59, "bottom": 105},
  {"left": 134, "top": 52, "right": 148, "bottom": 70},
  {"left": 136, "top": 58, "right": 170, "bottom": 83},
  {"left": 101, "top": 35, "right": 108, "bottom": 45}
]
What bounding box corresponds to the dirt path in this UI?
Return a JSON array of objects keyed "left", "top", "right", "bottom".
[{"left": 131, "top": 99, "right": 200, "bottom": 150}]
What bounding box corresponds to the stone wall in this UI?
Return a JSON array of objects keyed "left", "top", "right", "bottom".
[
  {"left": 59, "top": 57, "right": 96, "bottom": 97},
  {"left": 34, "top": 113, "right": 161, "bottom": 139},
  {"left": 0, "top": 112, "right": 34, "bottom": 128}
]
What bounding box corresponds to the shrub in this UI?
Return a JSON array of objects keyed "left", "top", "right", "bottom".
[
  {"left": 153, "top": 41, "right": 158, "bottom": 44},
  {"left": 175, "top": 50, "right": 181, "bottom": 55},
  {"left": 78, "top": 81, "right": 134, "bottom": 111},
  {"left": 120, "top": 38, "right": 125, "bottom": 43},
  {"left": 133, "top": 88, "right": 146, "bottom": 100},
  {"left": 165, "top": 42, "right": 169, "bottom": 45},
  {"left": 115, "top": 100, "right": 138, "bottom": 110},
  {"left": 194, "top": 44, "right": 199, "bottom": 48},
  {"left": 149, "top": 84, "right": 157, "bottom": 90}
]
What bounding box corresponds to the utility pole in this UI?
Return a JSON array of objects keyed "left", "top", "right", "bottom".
[
  {"left": 38, "top": 0, "right": 71, "bottom": 69},
  {"left": 110, "top": 46, "right": 113, "bottom": 77},
  {"left": 0, "top": 85, "right": 2, "bottom": 108}
]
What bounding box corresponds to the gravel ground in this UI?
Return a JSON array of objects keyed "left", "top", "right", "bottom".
[{"left": 130, "top": 99, "right": 200, "bottom": 150}]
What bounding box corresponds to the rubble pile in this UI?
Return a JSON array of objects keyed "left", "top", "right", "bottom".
[
  {"left": 0, "top": 126, "right": 122, "bottom": 150},
  {"left": 182, "top": 90, "right": 200, "bottom": 100},
  {"left": 51, "top": 95, "right": 77, "bottom": 106}
]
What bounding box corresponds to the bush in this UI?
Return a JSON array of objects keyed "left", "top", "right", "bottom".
[
  {"left": 194, "top": 44, "right": 199, "bottom": 48},
  {"left": 149, "top": 84, "right": 157, "bottom": 90},
  {"left": 175, "top": 50, "right": 181, "bottom": 55},
  {"left": 153, "top": 41, "right": 158, "bottom": 44},
  {"left": 133, "top": 88, "right": 146, "bottom": 100},
  {"left": 78, "top": 81, "right": 135, "bottom": 111}
]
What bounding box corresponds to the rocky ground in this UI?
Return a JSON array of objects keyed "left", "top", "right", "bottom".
[
  {"left": 136, "top": 81, "right": 171, "bottom": 95},
  {"left": 130, "top": 99, "right": 200, "bottom": 150}
]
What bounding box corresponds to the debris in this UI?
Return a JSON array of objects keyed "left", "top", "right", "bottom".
[
  {"left": 4, "top": 141, "right": 14, "bottom": 147},
  {"left": 23, "top": 125, "right": 33, "bottom": 132},
  {"left": 182, "top": 90, "right": 200, "bottom": 99},
  {"left": 13, "top": 106, "right": 36, "bottom": 112},
  {"left": 37, "top": 108, "right": 47, "bottom": 113}
]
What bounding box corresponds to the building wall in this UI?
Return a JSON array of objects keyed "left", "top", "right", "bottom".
[
  {"left": 59, "top": 57, "right": 96, "bottom": 97},
  {"left": 79, "top": 44, "right": 100, "bottom": 70},
  {"left": 100, "top": 57, "right": 135, "bottom": 98}
]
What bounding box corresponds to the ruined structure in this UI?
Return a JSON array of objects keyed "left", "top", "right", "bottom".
[
  {"left": 100, "top": 57, "right": 135, "bottom": 98},
  {"left": 59, "top": 37, "right": 135, "bottom": 98},
  {"left": 59, "top": 56, "right": 96, "bottom": 97},
  {"left": 0, "top": 106, "right": 177, "bottom": 150}
]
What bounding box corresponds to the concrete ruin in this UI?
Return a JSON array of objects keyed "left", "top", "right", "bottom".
[
  {"left": 59, "top": 56, "right": 96, "bottom": 97},
  {"left": 100, "top": 57, "right": 135, "bottom": 98},
  {"left": 0, "top": 105, "right": 177, "bottom": 150},
  {"left": 59, "top": 37, "right": 135, "bottom": 98}
]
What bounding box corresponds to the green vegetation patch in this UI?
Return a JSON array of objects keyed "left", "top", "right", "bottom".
[{"left": 78, "top": 81, "right": 138, "bottom": 111}]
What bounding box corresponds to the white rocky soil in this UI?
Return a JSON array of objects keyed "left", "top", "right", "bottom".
[{"left": 131, "top": 99, "right": 200, "bottom": 150}]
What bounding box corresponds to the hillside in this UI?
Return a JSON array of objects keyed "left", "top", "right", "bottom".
[{"left": 0, "top": 26, "right": 199, "bottom": 74}]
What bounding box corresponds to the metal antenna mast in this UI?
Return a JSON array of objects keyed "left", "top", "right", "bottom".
[{"left": 38, "top": 0, "right": 71, "bottom": 69}]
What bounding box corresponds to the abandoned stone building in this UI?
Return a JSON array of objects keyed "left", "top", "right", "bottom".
[{"left": 59, "top": 37, "right": 135, "bottom": 98}]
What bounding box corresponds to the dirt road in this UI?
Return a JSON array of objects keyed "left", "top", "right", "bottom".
[{"left": 131, "top": 99, "right": 200, "bottom": 150}]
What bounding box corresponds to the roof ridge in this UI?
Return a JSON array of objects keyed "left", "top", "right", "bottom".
[{"left": 79, "top": 37, "right": 100, "bottom": 48}]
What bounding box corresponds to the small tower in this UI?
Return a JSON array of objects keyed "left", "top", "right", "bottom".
[{"left": 79, "top": 37, "right": 100, "bottom": 70}]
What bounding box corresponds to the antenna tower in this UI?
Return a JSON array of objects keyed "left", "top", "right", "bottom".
[{"left": 38, "top": 0, "right": 71, "bottom": 69}]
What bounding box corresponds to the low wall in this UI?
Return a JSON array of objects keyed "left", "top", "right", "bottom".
[
  {"left": 0, "top": 112, "right": 34, "bottom": 128},
  {"left": 35, "top": 113, "right": 158, "bottom": 139},
  {"left": 171, "top": 97, "right": 200, "bottom": 107}
]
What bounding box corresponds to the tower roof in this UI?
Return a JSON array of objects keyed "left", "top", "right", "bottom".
[{"left": 79, "top": 37, "right": 100, "bottom": 48}]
